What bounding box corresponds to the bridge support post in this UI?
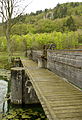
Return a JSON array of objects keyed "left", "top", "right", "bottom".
[
  {"left": 11, "top": 67, "right": 25, "bottom": 104},
  {"left": 11, "top": 67, "right": 39, "bottom": 105},
  {"left": 38, "top": 57, "right": 47, "bottom": 68},
  {"left": 13, "top": 58, "right": 22, "bottom": 67}
]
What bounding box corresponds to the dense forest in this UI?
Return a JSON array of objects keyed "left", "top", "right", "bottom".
[{"left": 0, "top": 2, "right": 82, "bottom": 51}]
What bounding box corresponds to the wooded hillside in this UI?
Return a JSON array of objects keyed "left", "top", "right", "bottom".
[
  {"left": 0, "top": 2, "right": 82, "bottom": 51},
  {"left": 0, "top": 2, "right": 82, "bottom": 36}
]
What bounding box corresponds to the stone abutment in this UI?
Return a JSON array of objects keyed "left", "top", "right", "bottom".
[{"left": 11, "top": 58, "right": 39, "bottom": 105}]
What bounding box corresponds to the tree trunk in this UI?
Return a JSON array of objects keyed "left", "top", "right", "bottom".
[{"left": 6, "top": 20, "right": 12, "bottom": 63}]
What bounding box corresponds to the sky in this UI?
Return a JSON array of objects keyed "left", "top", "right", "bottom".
[
  {"left": 26, "top": 0, "right": 82, "bottom": 14},
  {"left": 0, "top": 0, "right": 82, "bottom": 22}
]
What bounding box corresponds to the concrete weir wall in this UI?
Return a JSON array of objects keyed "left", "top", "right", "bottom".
[
  {"left": 27, "top": 50, "right": 82, "bottom": 88},
  {"left": 30, "top": 50, "right": 43, "bottom": 62},
  {"left": 47, "top": 50, "right": 82, "bottom": 88},
  {"left": 11, "top": 50, "right": 82, "bottom": 104},
  {"left": 11, "top": 58, "right": 39, "bottom": 105}
]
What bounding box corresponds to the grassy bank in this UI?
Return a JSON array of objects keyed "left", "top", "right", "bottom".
[
  {"left": 0, "top": 52, "right": 25, "bottom": 69},
  {"left": 0, "top": 52, "right": 9, "bottom": 69}
]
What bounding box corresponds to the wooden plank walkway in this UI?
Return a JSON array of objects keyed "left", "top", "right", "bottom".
[{"left": 22, "top": 59, "right": 82, "bottom": 120}]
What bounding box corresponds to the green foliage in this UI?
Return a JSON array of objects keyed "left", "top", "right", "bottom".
[
  {"left": 0, "top": 37, "right": 7, "bottom": 51},
  {"left": 72, "top": 16, "right": 82, "bottom": 29},
  {"left": 0, "top": 25, "right": 4, "bottom": 36},
  {"left": 4, "top": 2, "right": 81, "bottom": 35},
  {"left": 11, "top": 35, "right": 22, "bottom": 52},
  {"left": 0, "top": 2, "right": 82, "bottom": 55},
  {"left": 64, "top": 16, "right": 77, "bottom": 31},
  {"left": 68, "top": 4, "right": 82, "bottom": 16},
  {"left": 35, "top": 19, "right": 55, "bottom": 33},
  {"left": 0, "top": 2, "right": 82, "bottom": 36},
  {"left": 36, "top": 10, "right": 43, "bottom": 15},
  {"left": 53, "top": 2, "right": 82, "bottom": 18},
  {"left": 26, "top": 31, "right": 79, "bottom": 49},
  {"left": 53, "top": 5, "right": 67, "bottom": 18},
  {"left": 10, "top": 15, "right": 82, "bottom": 35},
  {"left": 11, "top": 23, "right": 36, "bottom": 35},
  {"left": 25, "top": 16, "right": 37, "bottom": 24},
  {"left": 0, "top": 52, "right": 9, "bottom": 69},
  {"left": 0, "top": 31, "right": 80, "bottom": 52},
  {"left": 2, "top": 106, "right": 48, "bottom": 120},
  {"left": 77, "top": 30, "right": 82, "bottom": 43},
  {"left": 11, "top": 24, "right": 28, "bottom": 35}
]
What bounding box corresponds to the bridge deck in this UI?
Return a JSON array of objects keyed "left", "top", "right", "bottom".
[{"left": 22, "top": 59, "right": 82, "bottom": 120}]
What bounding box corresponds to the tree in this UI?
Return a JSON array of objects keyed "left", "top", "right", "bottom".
[
  {"left": 0, "top": 0, "right": 31, "bottom": 62},
  {"left": 35, "top": 10, "right": 42, "bottom": 15},
  {"left": 65, "top": 16, "right": 77, "bottom": 31},
  {"left": 11, "top": 24, "right": 28, "bottom": 35},
  {"left": 35, "top": 19, "right": 55, "bottom": 33}
]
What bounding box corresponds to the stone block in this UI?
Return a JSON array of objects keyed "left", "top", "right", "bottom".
[{"left": 11, "top": 67, "right": 25, "bottom": 104}]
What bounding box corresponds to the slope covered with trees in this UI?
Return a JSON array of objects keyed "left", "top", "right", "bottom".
[
  {"left": 10, "top": 2, "right": 82, "bottom": 34},
  {"left": 0, "top": 2, "right": 82, "bottom": 52},
  {"left": 0, "top": 2, "right": 82, "bottom": 35}
]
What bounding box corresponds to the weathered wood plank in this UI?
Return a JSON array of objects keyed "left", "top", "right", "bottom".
[{"left": 22, "top": 59, "right": 82, "bottom": 120}]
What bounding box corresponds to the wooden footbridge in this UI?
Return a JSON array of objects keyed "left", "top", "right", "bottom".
[{"left": 21, "top": 59, "right": 82, "bottom": 120}]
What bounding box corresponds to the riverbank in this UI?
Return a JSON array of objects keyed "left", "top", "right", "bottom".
[
  {"left": 0, "top": 69, "right": 10, "bottom": 81},
  {"left": 0, "top": 52, "right": 25, "bottom": 69}
]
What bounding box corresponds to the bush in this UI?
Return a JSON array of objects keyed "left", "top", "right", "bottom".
[{"left": 0, "top": 31, "right": 79, "bottom": 52}]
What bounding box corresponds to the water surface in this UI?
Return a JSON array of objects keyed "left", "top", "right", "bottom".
[{"left": 0, "top": 80, "right": 8, "bottom": 113}]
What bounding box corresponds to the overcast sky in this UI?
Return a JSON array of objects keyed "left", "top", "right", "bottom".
[
  {"left": 0, "top": 0, "right": 82, "bottom": 22},
  {"left": 26, "top": 0, "right": 82, "bottom": 13}
]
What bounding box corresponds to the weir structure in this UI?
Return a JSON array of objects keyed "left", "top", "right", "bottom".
[
  {"left": 11, "top": 58, "right": 39, "bottom": 104},
  {"left": 11, "top": 50, "right": 82, "bottom": 120}
]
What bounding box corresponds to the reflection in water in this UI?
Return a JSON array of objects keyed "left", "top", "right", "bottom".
[{"left": 0, "top": 80, "right": 8, "bottom": 113}]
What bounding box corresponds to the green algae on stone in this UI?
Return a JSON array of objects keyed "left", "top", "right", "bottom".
[
  {"left": 7, "top": 114, "right": 15, "bottom": 119},
  {"left": 2, "top": 106, "right": 48, "bottom": 120},
  {"left": 14, "top": 119, "right": 19, "bottom": 120},
  {"left": 1, "top": 118, "right": 7, "bottom": 120},
  {"left": 35, "top": 118, "right": 41, "bottom": 120},
  {"left": 41, "top": 115, "right": 46, "bottom": 118},
  {"left": 22, "top": 114, "right": 31, "bottom": 119}
]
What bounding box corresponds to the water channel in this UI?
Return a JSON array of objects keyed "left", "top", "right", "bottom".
[{"left": 0, "top": 79, "right": 8, "bottom": 113}]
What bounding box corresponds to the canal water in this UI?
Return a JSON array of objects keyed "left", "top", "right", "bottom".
[
  {"left": 0, "top": 74, "right": 48, "bottom": 120},
  {"left": 0, "top": 79, "right": 8, "bottom": 113},
  {"left": 0, "top": 77, "right": 8, "bottom": 120}
]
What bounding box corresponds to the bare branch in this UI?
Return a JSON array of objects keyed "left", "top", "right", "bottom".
[{"left": 0, "top": 0, "right": 32, "bottom": 61}]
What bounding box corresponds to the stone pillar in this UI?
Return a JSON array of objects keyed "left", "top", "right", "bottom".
[
  {"left": 38, "top": 57, "right": 44, "bottom": 68},
  {"left": 11, "top": 67, "right": 25, "bottom": 104},
  {"left": 11, "top": 67, "right": 39, "bottom": 105},
  {"left": 14, "top": 58, "right": 22, "bottom": 67},
  {"left": 38, "top": 57, "right": 47, "bottom": 68}
]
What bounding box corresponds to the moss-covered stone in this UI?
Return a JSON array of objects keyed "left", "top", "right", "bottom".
[{"left": 2, "top": 106, "right": 48, "bottom": 120}]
